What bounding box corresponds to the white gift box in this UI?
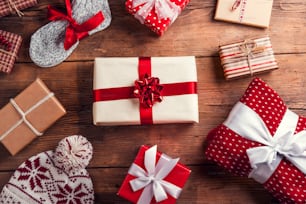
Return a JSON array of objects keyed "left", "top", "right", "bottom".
[
  {"left": 215, "top": 0, "right": 274, "bottom": 28},
  {"left": 93, "top": 56, "right": 199, "bottom": 126}
]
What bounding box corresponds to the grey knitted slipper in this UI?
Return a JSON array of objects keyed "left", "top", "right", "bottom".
[{"left": 29, "top": 0, "right": 111, "bottom": 68}]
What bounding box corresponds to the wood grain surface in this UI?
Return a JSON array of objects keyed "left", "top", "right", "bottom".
[{"left": 1, "top": 0, "right": 306, "bottom": 203}]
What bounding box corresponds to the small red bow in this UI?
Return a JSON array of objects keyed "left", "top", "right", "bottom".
[
  {"left": 134, "top": 74, "right": 163, "bottom": 108},
  {"left": 0, "top": 34, "right": 12, "bottom": 51},
  {"left": 48, "top": 0, "right": 104, "bottom": 50}
]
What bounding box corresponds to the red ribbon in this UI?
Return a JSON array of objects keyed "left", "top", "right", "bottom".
[
  {"left": 48, "top": 0, "right": 104, "bottom": 50},
  {"left": 93, "top": 57, "right": 197, "bottom": 125}
]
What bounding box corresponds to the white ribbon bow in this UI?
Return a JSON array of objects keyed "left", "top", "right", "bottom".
[
  {"left": 132, "top": 0, "right": 181, "bottom": 24},
  {"left": 224, "top": 102, "right": 306, "bottom": 184},
  {"left": 128, "top": 145, "right": 182, "bottom": 203}
]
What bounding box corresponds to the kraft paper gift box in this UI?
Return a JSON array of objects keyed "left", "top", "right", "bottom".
[
  {"left": 118, "top": 145, "right": 191, "bottom": 204},
  {"left": 219, "top": 36, "right": 278, "bottom": 80},
  {"left": 0, "top": 0, "right": 37, "bottom": 17},
  {"left": 215, "top": 0, "right": 274, "bottom": 28},
  {"left": 125, "top": 0, "right": 190, "bottom": 36},
  {"left": 93, "top": 56, "right": 199, "bottom": 126},
  {"left": 0, "top": 30, "right": 22, "bottom": 74},
  {"left": 205, "top": 78, "right": 306, "bottom": 203},
  {"left": 0, "top": 78, "right": 66, "bottom": 155}
]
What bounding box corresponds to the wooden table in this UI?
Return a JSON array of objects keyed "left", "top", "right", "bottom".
[{"left": 0, "top": 0, "right": 305, "bottom": 203}]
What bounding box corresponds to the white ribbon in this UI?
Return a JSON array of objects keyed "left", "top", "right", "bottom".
[
  {"left": 132, "top": 0, "right": 181, "bottom": 24},
  {"left": 0, "top": 92, "right": 54, "bottom": 141},
  {"left": 128, "top": 145, "right": 182, "bottom": 203},
  {"left": 223, "top": 101, "right": 306, "bottom": 184}
]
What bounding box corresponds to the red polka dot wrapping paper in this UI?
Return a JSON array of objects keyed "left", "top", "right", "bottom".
[
  {"left": 0, "top": 30, "right": 22, "bottom": 74},
  {"left": 205, "top": 78, "right": 306, "bottom": 204},
  {"left": 125, "top": 0, "right": 190, "bottom": 36},
  {"left": 0, "top": 0, "right": 37, "bottom": 17}
]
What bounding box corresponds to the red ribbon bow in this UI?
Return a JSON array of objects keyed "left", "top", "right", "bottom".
[
  {"left": 48, "top": 0, "right": 104, "bottom": 50},
  {"left": 134, "top": 74, "right": 163, "bottom": 108}
]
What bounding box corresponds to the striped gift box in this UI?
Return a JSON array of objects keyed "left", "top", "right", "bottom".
[
  {"left": 0, "top": 30, "right": 22, "bottom": 74},
  {"left": 0, "top": 0, "right": 37, "bottom": 17},
  {"left": 219, "top": 36, "right": 278, "bottom": 80}
]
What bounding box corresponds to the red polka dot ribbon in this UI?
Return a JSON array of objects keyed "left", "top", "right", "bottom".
[{"left": 93, "top": 57, "right": 197, "bottom": 125}]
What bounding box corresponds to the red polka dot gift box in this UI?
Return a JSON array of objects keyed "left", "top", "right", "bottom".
[
  {"left": 205, "top": 78, "right": 306, "bottom": 203},
  {"left": 125, "top": 0, "right": 190, "bottom": 36}
]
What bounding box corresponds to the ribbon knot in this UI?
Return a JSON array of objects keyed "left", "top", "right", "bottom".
[
  {"left": 224, "top": 102, "right": 306, "bottom": 184},
  {"left": 272, "top": 143, "right": 281, "bottom": 155},
  {"left": 238, "top": 40, "right": 267, "bottom": 76},
  {"left": 47, "top": 0, "right": 104, "bottom": 50},
  {"left": 132, "top": 0, "right": 181, "bottom": 24},
  {"left": 134, "top": 74, "right": 163, "bottom": 108},
  {"left": 128, "top": 145, "right": 182, "bottom": 203},
  {"left": 6, "top": 0, "right": 24, "bottom": 17}
]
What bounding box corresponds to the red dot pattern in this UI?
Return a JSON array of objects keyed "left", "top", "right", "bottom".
[
  {"left": 125, "top": 0, "right": 190, "bottom": 36},
  {"left": 205, "top": 78, "right": 306, "bottom": 203}
]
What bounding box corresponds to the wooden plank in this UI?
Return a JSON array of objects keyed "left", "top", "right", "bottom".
[
  {"left": 0, "top": 0, "right": 305, "bottom": 203},
  {"left": 0, "top": 165, "right": 277, "bottom": 203},
  {"left": 0, "top": 0, "right": 305, "bottom": 63},
  {"left": 0, "top": 54, "right": 305, "bottom": 171}
]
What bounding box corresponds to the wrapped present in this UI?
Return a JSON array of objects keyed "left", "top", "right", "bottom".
[
  {"left": 215, "top": 0, "right": 274, "bottom": 28},
  {"left": 93, "top": 56, "right": 199, "bottom": 126},
  {"left": 118, "top": 145, "right": 191, "bottom": 203},
  {"left": 219, "top": 36, "right": 278, "bottom": 80},
  {"left": 0, "top": 78, "right": 66, "bottom": 155},
  {"left": 205, "top": 78, "right": 306, "bottom": 203},
  {"left": 0, "top": 0, "right": 37, "bottom": 17},
  {"left": 0, "top": 30, "right": 22, "bottom": 74},
  {"left": 125, "top": 0, "right": 190, "bottom": 36}
]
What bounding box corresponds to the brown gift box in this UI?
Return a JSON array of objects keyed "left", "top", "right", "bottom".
[{"left": 0, "top": 78, "right": 66, "bottom": 155}]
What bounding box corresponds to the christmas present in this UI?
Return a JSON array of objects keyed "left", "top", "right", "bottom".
[
  {"left": 0, "top": 78, "right": 66, "bottom": 155},
  {"left": 0, "top": 30, "right": 22, "bottom": 74},
  {"left": 215, "top": 0, "right": 274, "bottom": 28},
  {"left": 0, "top": 0, "right": 37, "bottom": 17},
  {"left": 118, "top": 145, "right": 191, "bottom": 204},
  {"left": 125, "top": 0, "right": 190, "bottom": 36},
  {"left": 205, "top": 78, "right": 306, "bottom": 203},
  {"left": 93, "top": 56, "right": 199, "bottom": 126},
  {"left": 219, "top": 36, "right": 278, "bottom": 80}
]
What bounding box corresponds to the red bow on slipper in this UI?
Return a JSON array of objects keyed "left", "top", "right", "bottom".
[{"left": 48, "top": 0, "right": 104, "bottom": 50}]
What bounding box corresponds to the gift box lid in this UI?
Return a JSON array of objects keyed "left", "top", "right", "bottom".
[
  {"left": 93, "top": 56, "right": 199, "bottom": 126},
  {"left": 0, "top": 78, "right": 66, "bottom": 155},
  {"left": 118, "top": 145, "right": 191, "bottom": 203}
]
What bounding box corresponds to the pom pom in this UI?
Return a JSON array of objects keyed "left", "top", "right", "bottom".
[{"left": 54, "top": 135, "right": 93, "bottom": 172}]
